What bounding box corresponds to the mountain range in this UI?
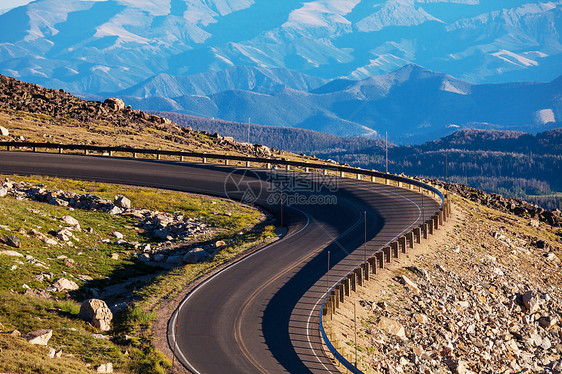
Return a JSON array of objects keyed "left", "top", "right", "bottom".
[{"left": 0, "top": 0, "right": 561, "bottom": 141}]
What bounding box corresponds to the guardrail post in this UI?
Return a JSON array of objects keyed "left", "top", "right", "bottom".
[
  {"left": 32, "top": 146, "right": 37, "bottom": 152},
  {"left": 356, "top": 173, "right": 361, "bottom": 180},
  {"left": 354, "top": 268, "right": 363, "bottom": 287},
  {"left": 350, "top": 273, "right": 356, "bottom": 292},
  {"left": 423, "top": 223, "right": 429, "bottom": 239},
  {"left": 286, "top": 164, "right": 290, "bottom": 171},
  {"left": 439, "top": 210, "right": 444, "bottom": 226},
  {"left": 434, "top": 215, "right": 439, "bottom": 230},
  {"left": 399, "top": 236, "right": 407, "bottom": 253},
  {"left": 369, "top": 257, "right": 377, "bottom": 275},
  {"left": 109, "top": 150, "right": 113, "bottom": 157},
  {"left": 344, "top": 278, "right": 350, "bottom": 296},
  {"left": 371, "top": 175, "right": 376, "bottom": 182},
  {"left": 385, "top": 178, "right": 389, "bottom": 185},
  {"left": 180, "top": 155, "right": 185, "bottom": 162},
  {"left": 383, "top": 246, "right": 391, "bottom": 263},
  {"left": 363, "top": 263, "right": 370, "bottom": 281},
  {"left": 58, "top": 146, "right": 62, "bottom": 154},
  {"left": 225, "top": 159, "right": 229, "bottom": 166},
  {"left": 428, "top": 220, "right": 434, "bottom": 235},
  {"left": 305, "top": 167, "right": 310, "bottom": 173},
  {"left": 132, "top": 152, "right": 137, "bottom": 158},
  {"left": 246, "top": 161, "right": 250, "bottom": 167},
  {"left": 407, "top": 232, "right": 414, "bottom": 249},
  {"left": 391, "top": 242, "right": 399, "bottom": 258},
  {"left": 414, "top": 227, "right": 421, "bottom": 243},
  {"left": 339, "top": 284, "right": 345, "bottom": 303},
  {"left": 376, "top": 251, "right": 384, "bottom": 269},
  {"left": 330, "top": 292, "right": 337, "bottom": 314},
  {"left": 323, "top": 169, "right": 328, "bottom": 175},
  {"left": 398, "top": 181, "right": 403, "bottom": 187},
  {"left": 266, "top": 162, "right": 271, "bottom": 169},
  {"left": 156, "top": 153, "right": 161, "bottom": 160},
  {"left": 340, "top": 170, "right": 344, "bottom": 178}
]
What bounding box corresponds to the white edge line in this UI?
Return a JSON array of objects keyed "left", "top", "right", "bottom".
[
  {"left": 172, "top": 205, "right": 311, "bottom": 374},
  {"left": 306, "top": 179, "right": 425, "bottom": 372}
]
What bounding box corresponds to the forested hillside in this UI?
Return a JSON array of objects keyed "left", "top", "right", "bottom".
[{"left": 156, "top": 111, "right": 562, "bottom": 210}]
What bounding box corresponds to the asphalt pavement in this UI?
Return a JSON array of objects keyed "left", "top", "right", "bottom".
[{"left": 0, "top": 151, "right": 439, "bottom": 373}]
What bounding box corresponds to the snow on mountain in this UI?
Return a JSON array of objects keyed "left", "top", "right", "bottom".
[
  {"left": 355, "top": 0, "right": 443, "bottom": 32},
  {"left": 0, "top": 0, "right": 561, "bottom": 139}
]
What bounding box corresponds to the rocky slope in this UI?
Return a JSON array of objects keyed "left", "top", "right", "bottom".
[
  {"left": 432, "top": 179, "right": 562, "bottom": 227},
  {"left": 0, "top": 74, "right": 282, "bottom": 159},
  {"left": 328, "top": 193, "right": 562, "bottom": 373}
]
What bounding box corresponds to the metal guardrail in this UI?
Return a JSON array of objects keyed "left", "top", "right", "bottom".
[
  {"left": 1, "top": 141, "right": 447, "bottom": 373},
  {"left": 319, "top": 190, "right": 449, "bottom": 373},
  {"left": 0, "top": 141, "right": 443, "bottom": 193}
]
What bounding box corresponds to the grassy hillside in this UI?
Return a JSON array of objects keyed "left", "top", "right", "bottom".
[{"left": 0, "top": 175, "right": 274, "bottom": 373}]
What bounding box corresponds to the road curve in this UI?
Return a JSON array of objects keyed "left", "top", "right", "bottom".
[{"left": 0, "top": 151, "right": 439, "bottom": 373}]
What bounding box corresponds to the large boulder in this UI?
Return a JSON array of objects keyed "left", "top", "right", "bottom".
[
  {"left": 103, "top": 98, "right": 125, "bottom": 111},
  {"left": 79, "top": 299, "right": 113, "bottom": 331},
  {"left": 0, "top": 125, "right": 9, "bottom": 136},
  {"left": 23, "top": 329, "right": 53, "bottom": 346}
]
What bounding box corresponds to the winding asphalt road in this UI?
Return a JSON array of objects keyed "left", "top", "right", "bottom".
[{"left": 0, "top": 151, "right": 439, "bottom": 373}]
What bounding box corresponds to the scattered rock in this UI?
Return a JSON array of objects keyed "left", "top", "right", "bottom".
[
  {"left": 153, "top": 253, "right": 165, "bottom": 262},
  {"left": 378, "top": 317, "right": 406, "bottom": 339},
  {"left": 79, "top": 299, "right": 113, "bottom": 331},
  {"left": 23, "top": 329, "right": 52, "bottom": 346},
  {"left": 2, "top": 235, "right": 21, "bottom": 248},
  {"left": 0, "top": 125, "right": 9, "bottom": 136},
  {"left": 0, "top": 250, "right": 23, "bottom": 257},
  {"left": 138, "top": 253, "right": 150, "bottom": 262},
  {"left": 406, "top": 266, "right": 430, "bottom": 280},
  {"left": 538, "top": 316, "right": 559, "bottom": 329},
  {"left": 107, "top": 206, "right": 123, "bottom": 215},
  {"left": 113, "top": 195, "right": 131, "bottom": 209},
  {"left": 25, "top": 289, "right": 55, "bottom": 300},
  {"left": 52, "top": 278, "right": 79, "bottom": 291},
  {"left": 112, "top": 231, "right": 123, "bottom": 239},
  {"left": 0, "top": 187, "right": 7, "bottom": 197},
  {"left": 522, "top": 290, "right": 541, "bottom": 313},
  {"left": 183, "top": 247, "right": 210, "bottom": 264},
  {"left": 95, "top": 362, "right": 114, "bottom": 373},
  {"left": 61, "top": 215, "right": 79, "bottom": 226},
  {"left": 397, "top": 275, "right": 420, "bottom": 294}
]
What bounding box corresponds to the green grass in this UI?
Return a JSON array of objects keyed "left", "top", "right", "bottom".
[{"left": 0, "top": 174, "right": 269, "bottom": 373}]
